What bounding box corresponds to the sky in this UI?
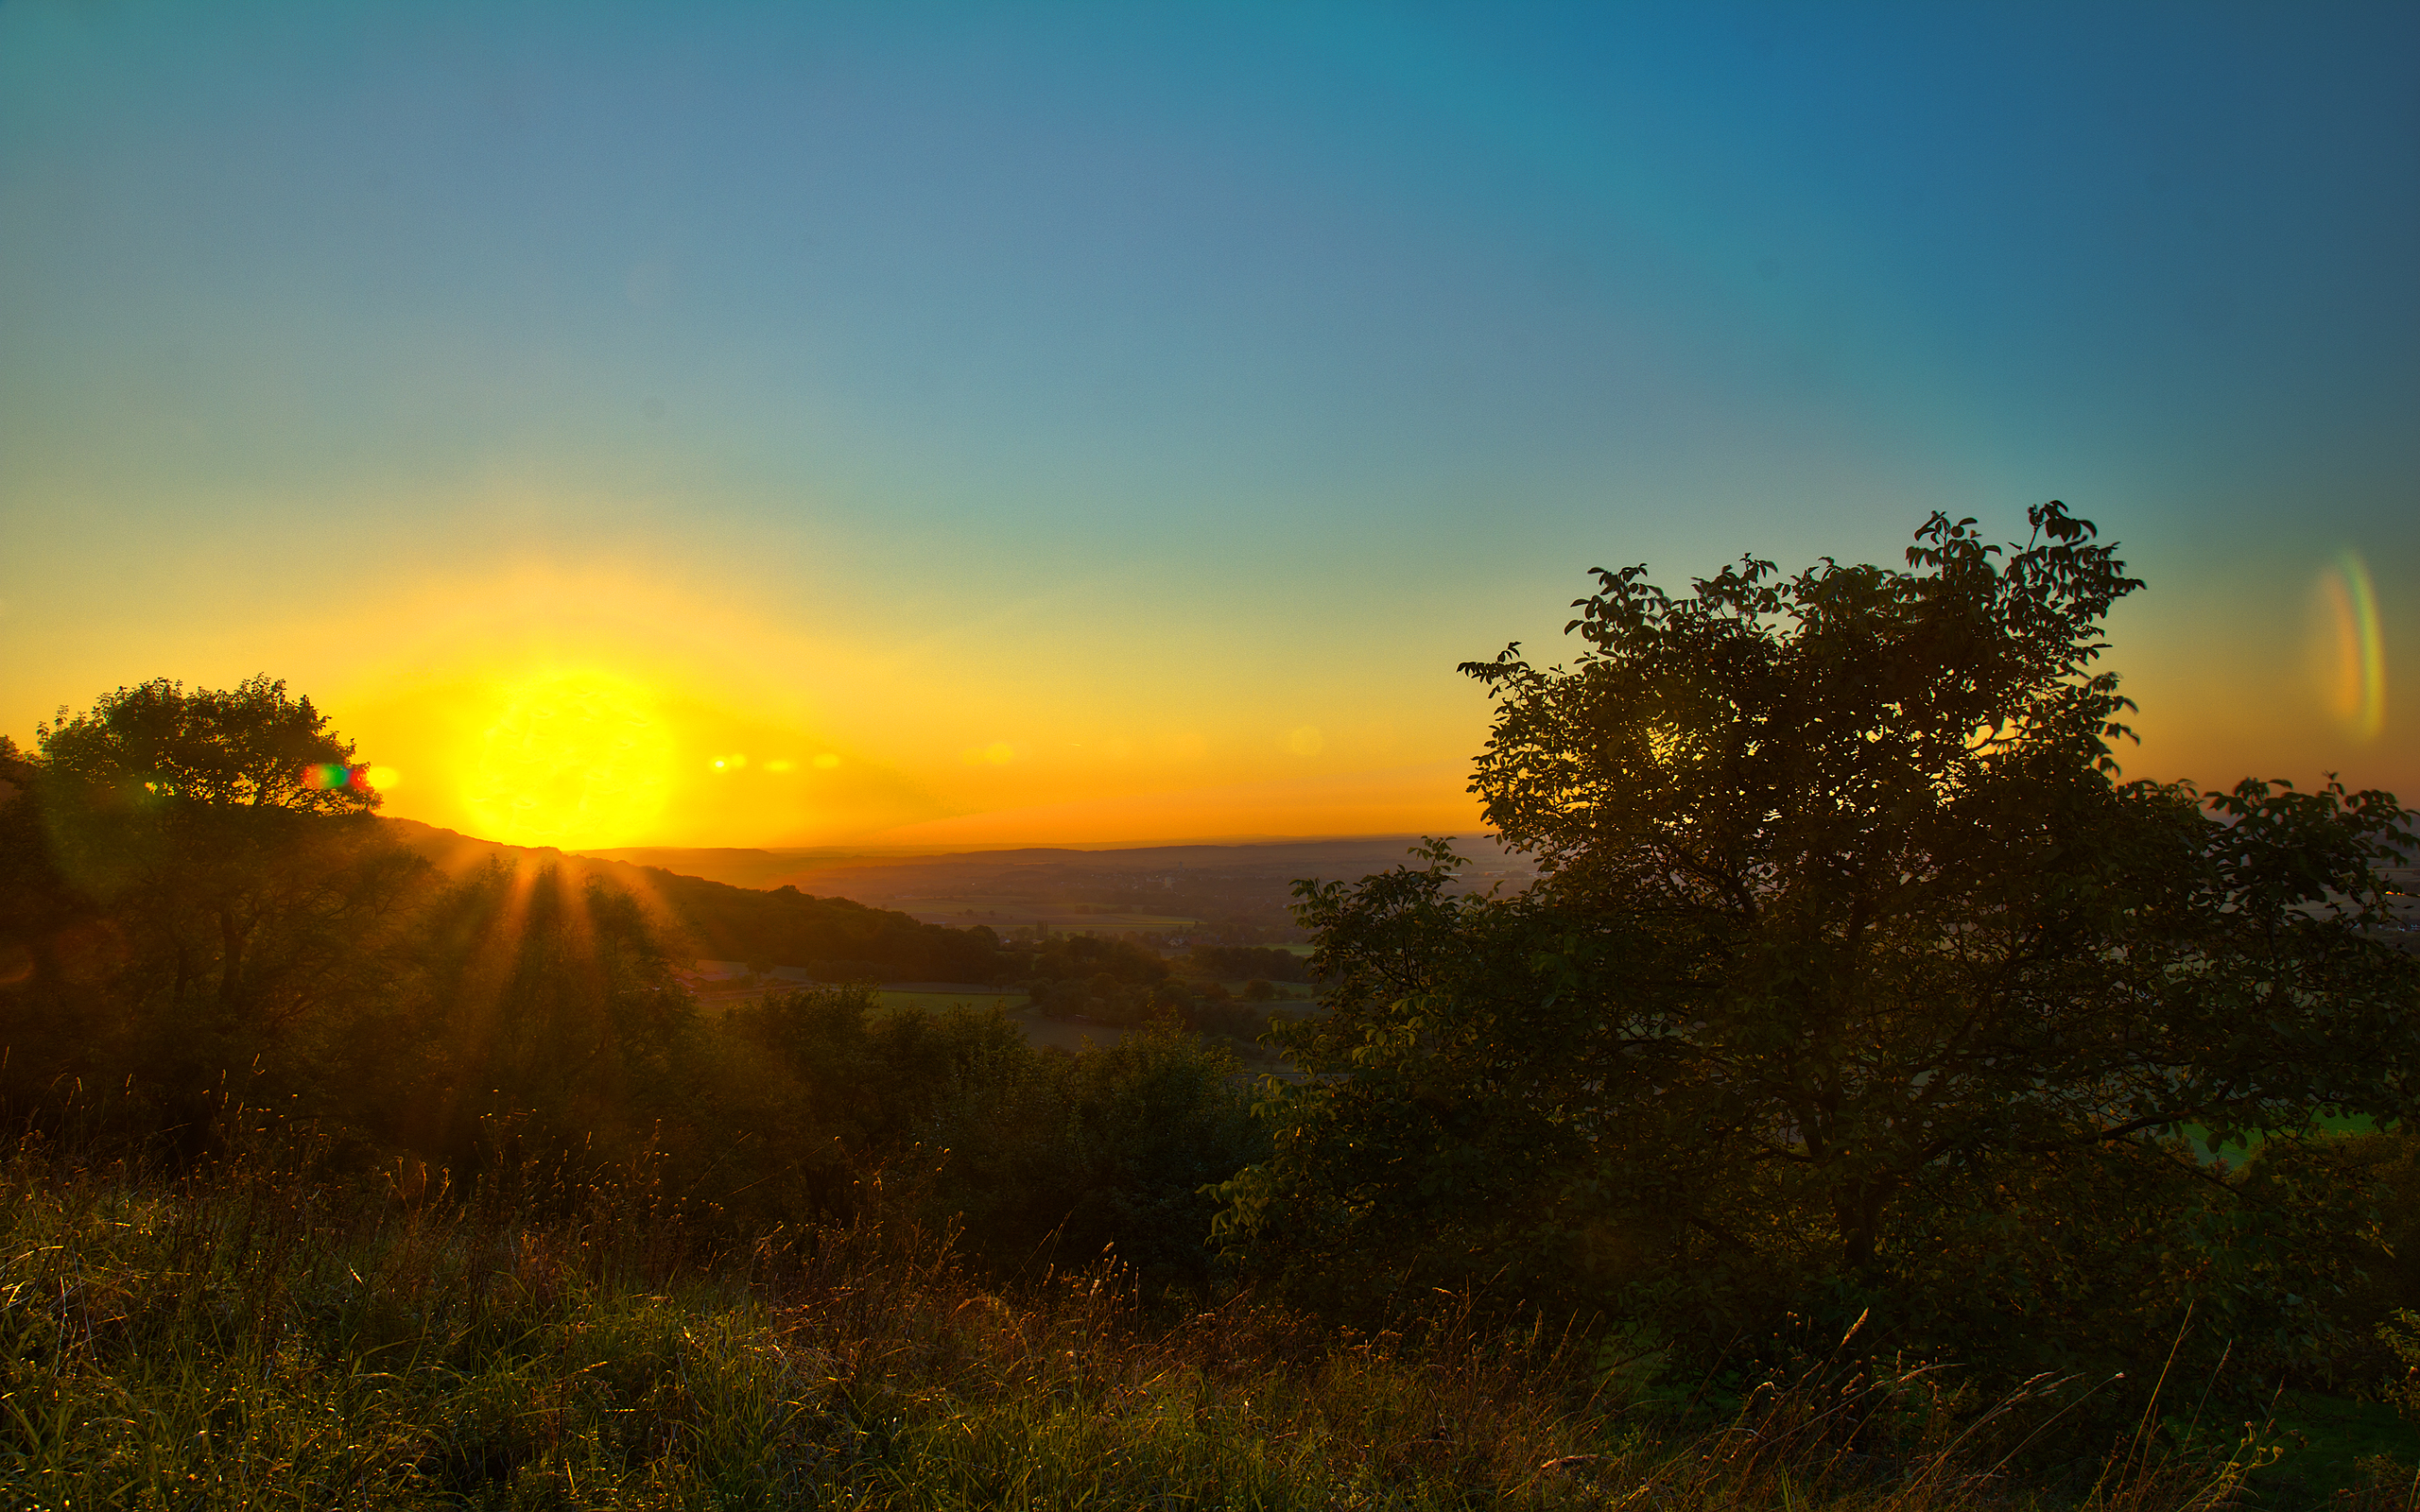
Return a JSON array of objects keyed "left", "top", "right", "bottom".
[{"left": 3, "top": 1, "right": 2414, "bottom": 850}]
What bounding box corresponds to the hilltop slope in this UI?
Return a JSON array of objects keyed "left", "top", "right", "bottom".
[{"left": 380, "top": 818, "right": 1004, "bottom": 983}]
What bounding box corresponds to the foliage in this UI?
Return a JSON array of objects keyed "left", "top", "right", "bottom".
[
  {"left": 1218, "top": 505, "right": 2418, "bottom": 1389},
  {"left": 2380, "top": 1309, "right": 2420, "bottom": 1422},
  {"left": 0, "top": 1137, "right": 2308, "bottom": 1511},
  {"left": 2236, "top": 1127, "right": 2420, "bottom": 1389},
  {"left": 1, "top": 679, "right": 1261, "bottom": 1292},
  {"left": 370, "top": 862, "right": 695, "bottom": 1173},
  {"left": 36, "top": 675, "right": 377, "bottom": 819},
  {"left": 732, "top": 987, "right": 1262, "bottom": 1285},
  {"left": 1192, "top": 942, "right": 1318, "bottom": 983},
  {"left": 4, "top": 679, "right": 429, "bottom": 1139}
]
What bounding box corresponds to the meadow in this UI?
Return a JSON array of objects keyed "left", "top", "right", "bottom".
[{"left": 7, "top": 1123, "right": 2391, "bottom": 1512}]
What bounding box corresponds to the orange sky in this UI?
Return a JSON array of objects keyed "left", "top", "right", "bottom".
[
  {"left": 14, "top": 538, "right": 2361, "bottom": 855},
  {"left": 0, "top": 524, "right": 2405, "bottom": 852},
  {"left": 300, "top": 558, "right": 1494, "bottom": 849}
]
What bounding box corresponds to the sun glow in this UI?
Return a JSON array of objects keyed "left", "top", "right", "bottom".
[
  {"left": 462, "top": 670, "right": 675, "bottom": 849},
  {"left": 308, "top": 559, "right": 1490, "bottom": 848}
]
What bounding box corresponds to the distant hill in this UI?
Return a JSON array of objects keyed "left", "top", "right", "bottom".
[
  {"left": 381, "top": 820, "right": 1536, "bottom": 969},
  {"left": 579, "top": 836, "right": 1528, "bottom": 890},
  {"left": 579, "top": 836, "right": 1538, "bottom": 943},
  {"left": 380, "top": 819, "right": 1006, "bottom": 983}
]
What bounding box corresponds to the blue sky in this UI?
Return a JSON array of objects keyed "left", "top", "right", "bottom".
[{"left": 4, "top": 2, "right": 2413, "bottom": 845}]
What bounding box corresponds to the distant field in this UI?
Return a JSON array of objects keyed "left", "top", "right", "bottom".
[{"left": 898, "top": 897, "right": 1204, "bottom": 935}]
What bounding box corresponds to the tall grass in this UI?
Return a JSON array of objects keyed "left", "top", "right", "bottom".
[{"left": 0, "top": 1128, "right": 2296, "bottom": 1510}]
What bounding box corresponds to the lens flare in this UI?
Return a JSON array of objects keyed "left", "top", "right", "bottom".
[
  {"left": 2309, "top": 551, "right": 2387, "bottom": 741},
  {"left": 304, "top": 763, "right": 372, "bottom": 791}
]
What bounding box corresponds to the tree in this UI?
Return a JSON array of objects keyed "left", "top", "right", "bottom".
[
  {"left": 38, "top": 676, "right": 380, "bottom": 818},
  {"left": 17, "top": 678, "right": 424, "bottom": 1108},
  {"left": 1218, "top": 505, "right": 2416, "bottom": 1372}
]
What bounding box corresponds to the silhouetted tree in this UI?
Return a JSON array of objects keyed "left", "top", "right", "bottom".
[
  {"left": 12, "top": 678, "right": 425, "bottom": 1124},
  {"left": 1219, "top": 505, "right": 2417, "bottom": 1382}
]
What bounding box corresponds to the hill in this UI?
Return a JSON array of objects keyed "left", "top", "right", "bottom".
[
  {"left": 579, "top": 835, "right": 1539, "bottom": 942},
  {"left": 380, "top": 818, "right": 1006, "bottom": 984}
]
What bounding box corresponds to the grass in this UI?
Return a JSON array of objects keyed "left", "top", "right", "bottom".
[{"left": 0, "top": 1132, "right": 2377, "bottom": 1510}]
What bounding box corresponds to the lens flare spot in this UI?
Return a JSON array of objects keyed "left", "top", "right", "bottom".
[
  {"left": 304, "top": 763, "right": 379, "bottom": 792},
  {"left": 764, "top": 758, "right": 795, "bottom": 773},
  {"left": 960, "top": 741, "right": 1016, "bottom": 765},
  {"left": 2307, "top": 552, "right": 2387, "bottom": 741},
  {"left": 464, "top": 670, "right": 673, "bottom": 849},
  {"left": 1286, "top": 725, "right": 1325, "bottom": 757},
  {"left": 365, "top": 765, "right": 402, "bottom": 790}
]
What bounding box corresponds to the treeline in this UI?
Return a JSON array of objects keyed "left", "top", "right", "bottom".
[{"left": 0, "top": 681, "right": 1255, "bottom": 1289}]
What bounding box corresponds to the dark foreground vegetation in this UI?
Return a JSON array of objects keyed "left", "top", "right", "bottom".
[
  {"left": 4, "top": 504, "right": 2418, "bottom": 1506},
  {"left": 15, "top": 1121, "right": 2401, "bottom": 1511}
]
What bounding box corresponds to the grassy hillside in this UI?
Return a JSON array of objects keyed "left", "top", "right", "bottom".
[{"left": 1, "top": 1134, "right": 2351, "bottom": 1512}]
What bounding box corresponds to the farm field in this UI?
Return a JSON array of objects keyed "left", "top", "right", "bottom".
[
  {"left": 895, "top": 897, "right": 1205, "bottom": 936},
  {"left": 874, "top": 987, "right": 1028, "bottom": 1015}
]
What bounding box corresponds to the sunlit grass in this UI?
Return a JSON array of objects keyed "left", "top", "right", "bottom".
[{"left": 0, "top": 1138, "right": 2352, "bottom": 1510}]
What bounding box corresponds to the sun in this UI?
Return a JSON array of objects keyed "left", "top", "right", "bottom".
[{"left": 462, "top": 670, "right": 674, "bottom": 849}]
